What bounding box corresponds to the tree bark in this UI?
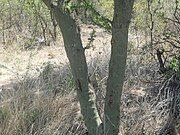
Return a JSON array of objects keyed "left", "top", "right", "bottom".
[
  {"left": 42, "top": 1, "right": 102, "bottom": 134},
  {"left": 42, "top": 0, "right": 134, "bottom": 134},
  {"left": 104, "top": 0, "right": 134, "bottom": 134}
]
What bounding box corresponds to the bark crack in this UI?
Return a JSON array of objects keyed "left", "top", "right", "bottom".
[
  {"left": 77, "top": 79, "right": 82, "bottom": 92},
  {"left": 108, "top": 94, "right": 113, "bottom": 105}
]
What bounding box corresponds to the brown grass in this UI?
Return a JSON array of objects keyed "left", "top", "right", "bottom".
[{"left": 0, "top": 25, "right": 179, "bottom": 135}]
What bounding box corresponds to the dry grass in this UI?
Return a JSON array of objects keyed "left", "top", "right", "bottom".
[{"left": 0, "top": 25, "right": 179, "bottom": 135}]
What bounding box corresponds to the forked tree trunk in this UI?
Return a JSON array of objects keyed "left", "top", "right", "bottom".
[
  {"left": 42, "top": 1, "right": 102, "bottom": 134},
  {"left": 104, "top": 0, "right": 134, "bottom": 134},
  {"left": 42, "top": 0, "right": 134, "bottom": 135}
]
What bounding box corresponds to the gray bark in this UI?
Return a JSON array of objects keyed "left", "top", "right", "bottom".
[
  {"left": 104, "top": 0, "right": 134, "bottom": 134},
  {"left": 42, "top": 1, "right": 102, "bottom": 135},
  {"left": 42, "top": 0, "right": 134, "bottom": 134}
]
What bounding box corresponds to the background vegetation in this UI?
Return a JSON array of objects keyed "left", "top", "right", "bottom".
[{"left": 0, "top": 0, "right": 179, "bottom": 134}]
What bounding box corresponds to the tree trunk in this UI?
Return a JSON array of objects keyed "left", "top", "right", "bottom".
[
  {"left": 42, "top": 0, "right": 134, "bottom": 134},
  {"left": 42, "top": 1, "right": 102, "bottom": 134},
  {"left": 104, "top": 0, "right": 134, "bottom": 134}
]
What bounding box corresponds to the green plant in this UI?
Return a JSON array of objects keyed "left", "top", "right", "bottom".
[
  {"left": 66, "top": 73, "right": 76, "bottom": 90},
  {"left": 41, "top": 61, "right": 55, "bottom": 93},
  {"left": 169, "top": 57, "right": 180, "bottom": 76},
  {"left": 65, "top": 0, "right": 112, "bottom": 31},
  {"left": 24, "top": 107, "right": 41, "bottom": 124},
  {"left": 0, "top": 107, "right": 10, "bottom": 124}
]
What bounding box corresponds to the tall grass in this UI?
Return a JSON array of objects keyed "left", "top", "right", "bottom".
[{"left": 0, "top": 25, "right": 179, "bottom": 135}]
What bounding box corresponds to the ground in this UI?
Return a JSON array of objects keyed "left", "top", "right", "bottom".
[{"left": 1, "top": 25, "right": 178, "bottom": 135}]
